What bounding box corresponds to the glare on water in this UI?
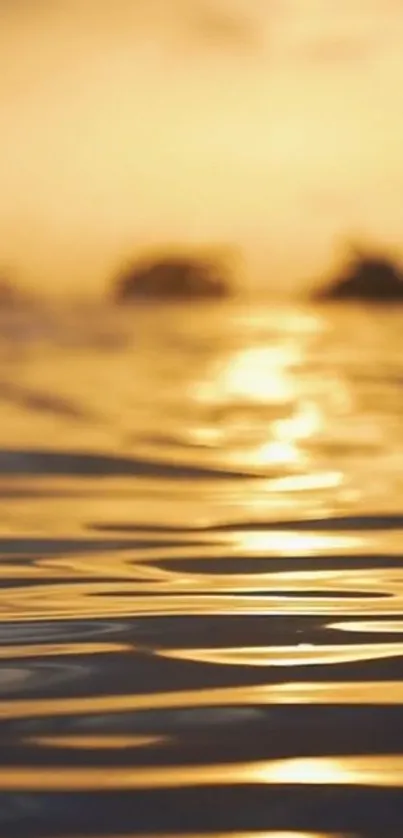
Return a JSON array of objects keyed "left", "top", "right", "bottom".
[{"left": 0, "top": 301, "right": 402, "bottom": 835}]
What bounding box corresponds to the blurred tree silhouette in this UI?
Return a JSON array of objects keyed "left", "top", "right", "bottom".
[
  {"left": 113, "top": 253, "right": 231, "bottom": 302},
  {"left": 314, "top": 244, "right": 403, "bottom": 302}
]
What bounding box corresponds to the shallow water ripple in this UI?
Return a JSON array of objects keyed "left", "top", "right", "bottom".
[{"left": 0, "top": 303, "right": 402, "bottom": 837}]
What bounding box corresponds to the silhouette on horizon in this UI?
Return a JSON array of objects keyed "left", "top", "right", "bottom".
[
  {"left": 0, "top": 276, "right": 37, "bottom": 310},
  {"left": 314, "top": 245, "right": 403, "bottom": 302},
  {"left": 113, "top": 254, "right": 231, "bottom": 303}
]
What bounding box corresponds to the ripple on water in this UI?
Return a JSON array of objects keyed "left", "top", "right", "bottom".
[{"left": 0, "top": 302, "right": 403, "bottom": 836}]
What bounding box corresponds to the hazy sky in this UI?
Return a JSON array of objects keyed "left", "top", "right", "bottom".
[{"left": 1, "top": 0, "right": 403, "bottom": 294}]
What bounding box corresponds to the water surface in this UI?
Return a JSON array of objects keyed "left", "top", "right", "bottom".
[{"left": 0, "top": 300, "right": 402, "bottom": 837}]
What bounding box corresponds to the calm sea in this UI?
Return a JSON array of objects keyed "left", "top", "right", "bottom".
[{"left": 0, "top": 299, "right": 402, "bottom": 837}]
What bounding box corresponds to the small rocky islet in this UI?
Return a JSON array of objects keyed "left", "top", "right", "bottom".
[
  {"left": 1, "top": 245, "right": 403, "bottom": 308},
  {"left": 312, "top": 246, "right": 403, "bottom": 303},
  {"left": 112, "top": 254, "right": 232, "bottom": 303}
]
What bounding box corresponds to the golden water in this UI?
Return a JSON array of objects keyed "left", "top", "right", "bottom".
[{"left": 0, "top": 301, "right": 402, "bottom": 836}]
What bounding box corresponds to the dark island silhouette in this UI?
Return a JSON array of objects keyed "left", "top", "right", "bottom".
[
  {"left": 0, "top": 277, "right": 38, "bottom": 310},
  {"left": 314, "top": 246, "right": 403, "bottom": 303},
  {"left": 112, "top": 253, "right": 231, "bottom": 303}
]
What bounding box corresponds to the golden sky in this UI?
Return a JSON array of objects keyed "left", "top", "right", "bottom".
[{"left": 1, "top": 0, "right": 403, "bottom": 294}]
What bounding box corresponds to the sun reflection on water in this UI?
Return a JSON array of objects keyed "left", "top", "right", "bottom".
[
  {"left": 232, "top": 529, "right": 360, "bottom": 557},
  {"left": 192, "top": 326, "right": 342, "bottom": 481},
  {"left": 215, "top": 345, "right": 297, "bottom": 405},
  {"left": 0, "top": 303, "right": 402, "bottom": 831},
  {"left": 2, "top": 755, "right": 403, "bottom": 790}
]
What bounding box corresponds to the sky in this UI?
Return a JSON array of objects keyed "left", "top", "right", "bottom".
[{"left": 1, "top": 0, "right": 403, "bottom": 295}]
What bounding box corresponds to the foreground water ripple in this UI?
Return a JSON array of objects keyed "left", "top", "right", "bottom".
[{"left": 0, "top": 302, "right": 402, "bottom": 837}]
